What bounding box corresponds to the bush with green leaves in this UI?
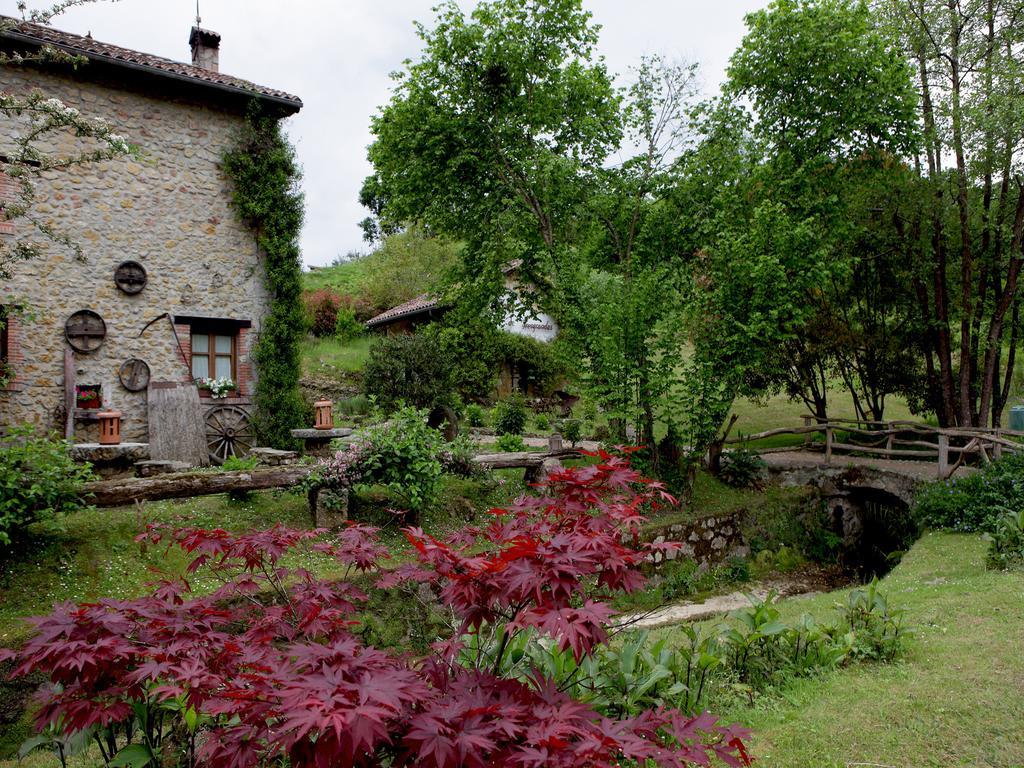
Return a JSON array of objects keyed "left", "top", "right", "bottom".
[
  {"left": 983, "top": 507, "right": 1024, "bottom": 570},
  {"left": 533, "top": 413, "right": 550, "bottom": 432},
  {"left": 464, "top": 403, "right": 486, "bottom": 427},
  {"left": 334, "top": 305, "right": 364, "bottom": 342},
  {"left": 221, "top": 455, "right": 260, "bottom": 472},
  {"left": 356, "top": 407, "right": 444, "bottom": 513},
  {"left": 836, "top": 579, "right": 907, "bottom": 661},
  {"left": 0, "top": 425, "right": 94, "bottom": 544},
  {"left": 484, "top": 580, "right": 905, "bottom": 719},
  {"left": 312, "top": 407, "right": 444, "bottom": 515},
  {"left": 362, "top": 332, "right": 456, "bottom": 413},
  {"left": 496, "top": 433, "right": 526, "bottom": 453},
  {"left": 718, "top": 448, "right": 768, "bottom": 489},
  {"left": 560, "top": 418, "right": 583, "bottom": 446},
  {"left": 914, "top": 452, "right": 1024, "bottom": 533},
  {"left": 493, "top": 394, "right": 527, "bottom": 436}
]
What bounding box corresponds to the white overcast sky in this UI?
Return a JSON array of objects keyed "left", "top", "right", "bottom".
[{"left": 7, "top": 0, "right": 768, "bottom": 267}]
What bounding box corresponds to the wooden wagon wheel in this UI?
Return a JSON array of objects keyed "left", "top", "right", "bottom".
[{"left": 205, "top": 405, "right": 253, "bottom": 464}]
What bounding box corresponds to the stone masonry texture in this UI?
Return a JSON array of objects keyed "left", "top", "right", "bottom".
[{"left": 0, "top": 65, "right": 272, "bottom": 443}]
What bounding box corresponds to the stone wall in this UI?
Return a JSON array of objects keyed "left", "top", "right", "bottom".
[
  {"left": 0, "top": 66, "right": 270, "bottom": 443},
  {"left": 643, "top": 512, "right": 749, "bottom": 569}
]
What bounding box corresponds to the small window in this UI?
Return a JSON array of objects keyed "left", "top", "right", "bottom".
[{"left": 191, "top": 331, "right": 237, "bottom": 381}]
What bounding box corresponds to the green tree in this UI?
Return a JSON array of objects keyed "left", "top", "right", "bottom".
[
  {"left": 664, "top": 0, "right": 920, "bottom": 466},
  {"left": 362, "top": 0, "right": 619, "bottom": 295},
  {"left": 361, "top": 227, "right": 459, "bottom": 312},
  {"left": 878, "top": 0, "right": 1024, "bottom": 427}
]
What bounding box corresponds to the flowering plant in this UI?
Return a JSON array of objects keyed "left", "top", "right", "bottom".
[
  {"left": 196, "top": 376, "right": 235, "bottom": 399},
  {"left": 74, "top": 387, "right": 99, "bottom": 404}
]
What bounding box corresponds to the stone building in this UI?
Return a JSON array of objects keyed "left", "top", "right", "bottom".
[{"left": 0, "top": 18, "right": 302, "bottom": 461}]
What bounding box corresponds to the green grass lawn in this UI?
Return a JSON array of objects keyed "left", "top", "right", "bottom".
[
  {"left": 654, "top": 532, "right": 1024, "bottom": 768},
  {"left": 300, "top": 335, "right": 372, "bottom": 377},
  {"left": 301, "top": 259, "right": 371, "bottom": 294}
]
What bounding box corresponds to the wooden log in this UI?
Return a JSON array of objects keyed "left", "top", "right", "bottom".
[
  {"left": 472, "top": 449, "right": 579, "bottom": 470},
  {"left": 84, "top": 465, "right": 315, "bottom": 507},
  {"left": 826, "top": 442, "right": 938, "bottom": 458}
]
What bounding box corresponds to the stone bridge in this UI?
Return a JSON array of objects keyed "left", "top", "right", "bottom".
[{"left": 761, "top": 452, "right": 934, "bottom": 574}]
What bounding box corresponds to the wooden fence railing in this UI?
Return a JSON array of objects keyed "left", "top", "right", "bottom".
[{"left": 726, "top": 417, "right": 1024, "bottom": 479}]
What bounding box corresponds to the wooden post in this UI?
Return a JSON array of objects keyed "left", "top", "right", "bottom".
[
  {"left": 802, "top": 415, "right": 813, "bottom": 448},
  {"left": 993, "top": 431, "right": 1003, "bottom": 461},
  {"left": 63, "top": 348, "right": 75, "bottom": 440},
  {"left": 937, "top": 434, "right": 949, "bottom": 479},
  {"left": 885, "top": 422, "right": 894, "bottom": 455},
  {"left": 825, "top": 426, "right": 833, "bottom": 466}
]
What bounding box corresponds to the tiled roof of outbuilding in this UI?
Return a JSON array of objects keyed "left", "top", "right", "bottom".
[
  {"left": 365, "top": 295, "right": 442, "bottom": 328},
  {"left": 0, "top": 17, "right": 302, "bottom": 111}
]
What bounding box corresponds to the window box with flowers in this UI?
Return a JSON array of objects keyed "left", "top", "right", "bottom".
[
  {"left": 197, "top": 376, "right": 237, "bottom": 399},
  {"left": 75, "top": 386, "right": 102, "bottom": 410}
]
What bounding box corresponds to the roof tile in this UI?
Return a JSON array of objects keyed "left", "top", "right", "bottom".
[{"left": 1, "top": 17, "right": 302, "bottom": 109}]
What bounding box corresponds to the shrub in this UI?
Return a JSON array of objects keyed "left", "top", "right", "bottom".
[
  {"left": 303, "top": 288, "right": 342, "bottom": 336},
  {"left": 4, "top": 456, "right": 751, "bottom": 768},
  {"left": 718, "top": 448, "right": 768, "bottom": 489},
  {"left": 533, "top": 413, "right": 550, "bottom": 431},
  {"left": 334, "top": 304, "right": 364, "bottom": 341},
  {"left": 836, "top": 578, "right": 907, "bottom": 661},
  {"left": 914, "top": 452, "right": 1024, "bottom": 532},
  {"left": 362, "top": 332, "right": 456, "bottom": 413},
  {"left": 318, "top": 406, "right": 444, "bottom": 514},
  {"left": 337, "top": 395, "right": 371, "bottom": 416},
  {"left": 493, "top": 394, "right": 528, "bottom": 436},
  {"left": 221, "top": 455, "right": 259, "bottom": 472},
  {"left": 561, "top": 418, "right": 583, "bottom": 446},
  {"left": 496, "top": 433, "right": 526, "bottom": 452},
  {"left": 0, "top": 425, "right": 94, "bottom": 544},
  {"left": 464, "top": 403, "right": 486, "bottom": 427},
  {"left": 983, "top": 507, "right": 1024, "bottom": 570}
]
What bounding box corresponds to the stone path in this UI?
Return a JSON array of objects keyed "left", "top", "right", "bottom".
[{"left": 619, "top": 570, "right": 842, "bottom": 630}]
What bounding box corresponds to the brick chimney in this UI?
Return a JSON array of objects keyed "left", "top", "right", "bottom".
[{"left": 189, "top": 26, "right": 220, "bottom": 72}]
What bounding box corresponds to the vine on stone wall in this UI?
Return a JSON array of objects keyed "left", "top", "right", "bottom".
[{"left": 223, "top": 105, "right": 307, "bottom": 449}]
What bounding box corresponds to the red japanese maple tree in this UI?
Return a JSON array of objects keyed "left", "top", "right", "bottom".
[{"left": 4, "top": 451, "right": 751, "bottom": 767}]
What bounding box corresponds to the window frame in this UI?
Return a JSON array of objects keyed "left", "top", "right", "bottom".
[{"left": 190, "top": 330, "right": 238, "bottom": 382}]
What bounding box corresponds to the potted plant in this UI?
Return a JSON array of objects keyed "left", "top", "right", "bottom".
[
  {"left": 197, "top": 376, "right": 236, "bottom": 399},
  {"left": 75, "top": 385, "right": 101, "bottom": 409}
]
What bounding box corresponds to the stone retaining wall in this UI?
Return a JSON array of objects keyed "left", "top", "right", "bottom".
[{"left": 642, "top": 512, "right": 749, "bottom": 569}]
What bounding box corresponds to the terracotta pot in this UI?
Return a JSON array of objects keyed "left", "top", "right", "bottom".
[
  {"left": 98, "top": 411, "right": 122, "bottom": 445},
  {"left": 314, "top": 400, "right": 334, "bottom": 430}
]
